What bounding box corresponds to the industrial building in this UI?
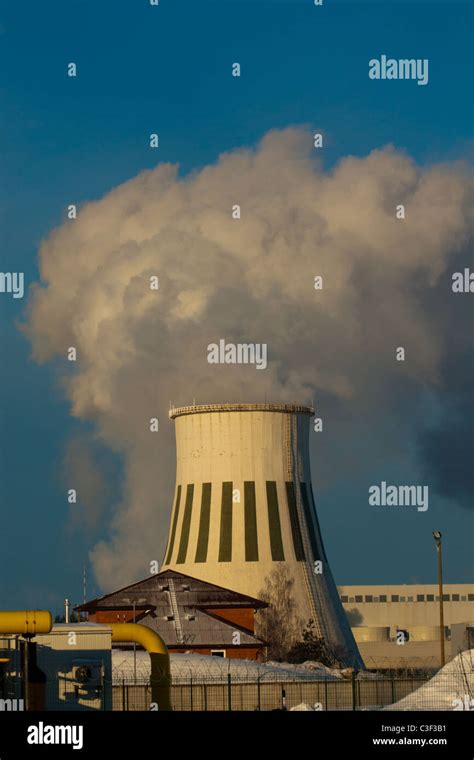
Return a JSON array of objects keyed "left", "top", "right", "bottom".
[
  {"left": 160, "top": 403, "right": 363, "bottom": 667},
  {"left": 0, "top": 614, "right": 171, "bottom": 711},
  {"left": 76, "top": 569, "right": 268, "bottom": 659},
  {"left": 338, "top": 584, "right": 474, "bottom": 670}
]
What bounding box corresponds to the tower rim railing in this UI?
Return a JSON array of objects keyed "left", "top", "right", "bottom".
[{"left": 169, "top": 403, "right": 315, "bottom": 419}]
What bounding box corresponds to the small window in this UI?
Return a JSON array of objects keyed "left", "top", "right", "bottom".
[
  {"left": 442, "top": 594, "right": 450, "bottom": 601},
  {"left": 461, "top": 596, "right": 467, "bottom": 601},
  {"left": 400, "top": 596, "right": 406, "bottom": 602},
  {"left": 427, "top": 594, "right": 434, "bottom": 602},
  {"left": 407, "top": 597, "right": 413, "bottom": 602},
  {"left": 417, "top": 595, "right": 425, "bottom": 602},
  {"left": 391, "top": 595, "right": 399, "bottom": 602},
  {"left": 340, "top": 596, "right": 349, "bottom": 603},
  {"left": 349, "top": 597, "right": 355, "bottom": 603},
  {"left": 373, "top": 597, "right": 379, "bottom": 602},
  {"left": 379, "top": 595, "right": 387, "bottom": 603},
  {"left": 365, "top": 595, "right": 373, "bottom": 603},
  {"left": 211, "top": 650, "right": 226, "bottom": 658},
  {"left": 452, "top": 594, "right": 460, "bottom": 601},
  {"left": 468, "top": 594, "right": 474, "bottom": 602},
  {"left": 355, "top": 595, "right": 363, "bottom": 603}
]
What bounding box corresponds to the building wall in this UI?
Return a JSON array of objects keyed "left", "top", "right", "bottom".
[
  {"left": 87, "top": 607, "right": 263, "bottom": 659},
  {"left": 89, "top": 611, "right": 136, "bottom": 624},
  {"left": 30, "top": 624, "right": 112, "bottom": 710},
  {"left": 338, "top": 584, "right": 474, "bottom": 628},
  {"left": 354, "top": 640, "right": 447, "bottom": 670},
  {"left": 168, "top": 647, "right": 262, "bottom": 660},
  {"left": 337, "top": 584, "right": 474, "bottom": 669},
  {"left": 202, "top": 607, "right": 255, "bottom": 632}
]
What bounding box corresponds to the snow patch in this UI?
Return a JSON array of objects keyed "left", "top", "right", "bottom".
[{"left": 384, "top": 650, "right": 474, "bottom": 711}]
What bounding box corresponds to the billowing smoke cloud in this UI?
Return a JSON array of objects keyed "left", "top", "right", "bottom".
[
  {"left": 23, "top": 128, "right": 473, "bottom": 590},
  {"left": 62, "top": 431, "right": 116, "bottom": 535},
  {"left": 417, "top": 351, "right": 474, "bottom": 511}
]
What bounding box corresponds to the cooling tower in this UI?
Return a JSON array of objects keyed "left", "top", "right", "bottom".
[{"left": 161, "top": 403, "right": 363, "bottom": 667}]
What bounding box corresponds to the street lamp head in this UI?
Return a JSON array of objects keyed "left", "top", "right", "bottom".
[{"left": 433, "top": 530, "right": 442, "bottom": 543}]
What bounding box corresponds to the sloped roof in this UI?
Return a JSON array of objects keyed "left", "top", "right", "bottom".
[
  {"left": 77, "top": 568, "right": 268, "bottom": 611},
  {"left": 75, "top": 568, "right": 268, "bottom": 648}
]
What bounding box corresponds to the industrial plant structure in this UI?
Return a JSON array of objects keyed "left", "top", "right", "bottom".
[
  {"left": 161, "top": 403, "right": 363, "bottom": 667},
  {"left": 77, "top": 569, "right": 268, "bottom": 659}
]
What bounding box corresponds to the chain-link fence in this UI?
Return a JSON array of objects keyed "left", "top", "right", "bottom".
[
  {"left": 0, "top": 672, "right": 434, "bottom": 711},
  {"left": 3, "top": 653, "right": 472, "bottom": 712},
  {"left": 110, "top": 673, "right": 436, "bottom": 711}
]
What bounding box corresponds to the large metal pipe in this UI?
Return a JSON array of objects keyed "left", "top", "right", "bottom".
[
  {"left": 0, "top": 611, "right": 53, "bottom": 710},
  {"left": 110, "top": 623, "right": 171, "bottom": 711},
  {"left": 0, "top": 611, "right": 53, "bottom": 635},
  {"left": 0, "top": 614, "right": 171, "bottom": 710}
]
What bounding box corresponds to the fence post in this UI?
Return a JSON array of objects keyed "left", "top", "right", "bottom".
[
  {"left": 122, "top": 679, "right": 125, "bottom": 712},
  {"left": 391, "top": 676, "right": 395, "bottom": 705},
  {"left": 324, "top": 677, "right": 328, "bottom": 710},
  {"left": 227, "top": 673, "right": 232, "bottom": 712},
  {"left": 257, "top": 676, "right": 261, "bottom": 711},
  {"left": 190, "top": 675, "right": 193, "bottom": 712},
  {"left": 351, "top": 671, "right": 357, "bottom": 711}
]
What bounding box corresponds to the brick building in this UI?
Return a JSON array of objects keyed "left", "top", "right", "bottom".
[{"left": 76, "top": 569, "right": 268, "bottom": 660}]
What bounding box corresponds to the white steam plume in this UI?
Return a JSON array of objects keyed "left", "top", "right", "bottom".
[{"left": 23, "top": 128, "right": 473, "bottom": 590}]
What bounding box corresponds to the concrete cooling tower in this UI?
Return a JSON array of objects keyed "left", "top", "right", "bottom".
[{"left": 161, "top": 403, "right": 363, "bottom": 667}]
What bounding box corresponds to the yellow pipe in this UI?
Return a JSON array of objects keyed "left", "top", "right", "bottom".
[
  {"left": 110, "top": 623, "right": 171, "bottom": 711},
  {"left": 0, "top": 611, "right": 53, "bottom": 636}
]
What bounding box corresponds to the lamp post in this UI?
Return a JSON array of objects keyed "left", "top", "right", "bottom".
[
  {"left": 121, "top": 596, "right": 147, "bottom": 683},
  {"left": 433, "top": 531, "right": 445, "bottom": 667}
]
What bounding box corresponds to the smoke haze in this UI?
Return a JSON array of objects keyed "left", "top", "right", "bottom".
[{"left": 23, "top": 128, "right": 473, "bottom": 590}]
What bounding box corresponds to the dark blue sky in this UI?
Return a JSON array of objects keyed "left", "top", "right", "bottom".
[{"left": 0, "top": 0, "right": 472, "bottom": 612}]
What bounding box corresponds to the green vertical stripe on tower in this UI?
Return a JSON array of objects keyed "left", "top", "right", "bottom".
[
  {"left": 285, "top": 482, "right": 306, "bottom": 561},
  {"left": 310, "top": 483, "right": 328, "bottom": 562},
  {"left": 164, "top": 485, "right": 182, "bottom": 565},
  {"left": 176, "top": 484, "right": 194, "bottom": 564},
  {"left": 218, "top": 482, "right": 233, "bottom": 562},
  {"left": 266, "top": 481, "right": 285, "bottom": 561},
  {"left": 300, "top": 482, "right": 321, "bottom": 561},
  {"left": 195, "top": 483, "right": 212, "bottom": 562},
  {"left": 244, "top": 482, "right": 258, "bottom": 561}
]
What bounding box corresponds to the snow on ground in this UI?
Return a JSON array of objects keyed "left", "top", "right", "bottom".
[
  {"left": 265, "top": 660, "right": 345, "bottom": 679},
  {"left": 384, "top": 650, "right": 474, "bottom": 711},
  {"left": 112, "top": 651, "right": 343, "bottom": 682}
]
